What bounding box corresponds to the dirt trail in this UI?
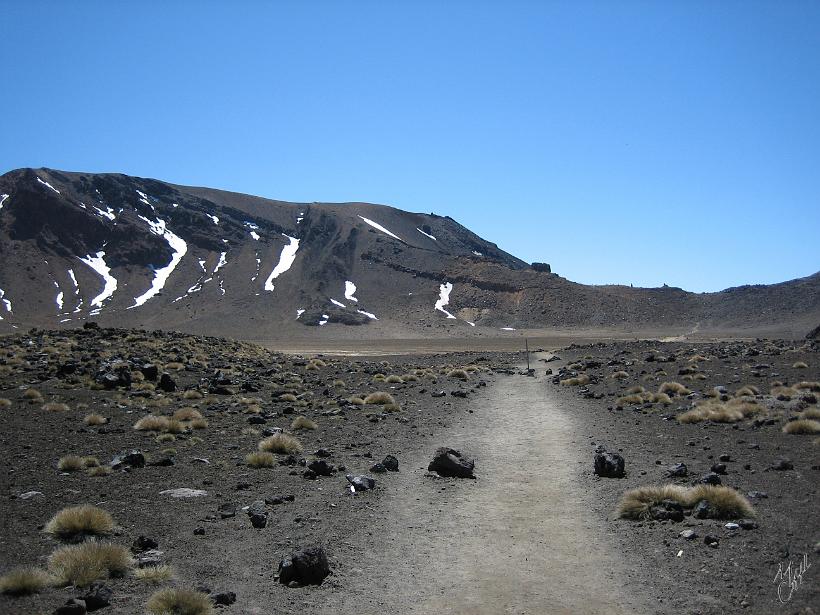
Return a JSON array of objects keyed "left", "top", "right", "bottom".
[{"left": 316, "top": 366, "right": 650, "bottom": 614}]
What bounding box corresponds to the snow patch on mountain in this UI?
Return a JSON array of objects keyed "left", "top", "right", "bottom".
[
  {"left": 207, "top": 214, "right": 219, "bottom": 225},
  {"left": 129, "top": 216, "right": 188, "bottom": 309},
  {"left": 37, "top": 177, "right": 60, "bottom": 194},
  {"left": 344, "top": 281, "right": 358, "bottom": 302},
  {"left": 264, "top": 235, "right": 299, "bottom": 292},
  {"left": 416, "top": 227, "right": 436, "bottom": 241},
  {"left": 296, "top": 309, "right": 305, "bottom": 319},
  {"left": 357, "top": 309, "right": 378, "bottom": 320},
  {"left": 330, "top": 298, "right": 346, "bottom": 308},
  {"left": 0, "top": 287, "right": 12, "bottom": 318},
  {"left": 0, "top": 194, "right": 8, "bottom": 211},
  {"left": 214, "top": 252, "right": 227, "bottom": 273},
  {"left": 54, "top": 280, "right": 63, "bottom": 311},
  {"left": 79, "top": 251, "right": 117, "bottom": 310},
  {"left": 358, "top": 215, "right": 402, "bottom": 241},
  {"left": 93, "top": 205, "right": 116, "bottom": 221},
  {"left": 67, "top": 268, "right": 83, "bottom": 313},
  {"left": 434, "top": 282, "right": 456, "bottom": 319}
]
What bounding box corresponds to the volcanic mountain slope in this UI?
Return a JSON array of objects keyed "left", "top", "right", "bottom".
[{"left": 0, "top": 167, "right": 817, "bottom": 339}]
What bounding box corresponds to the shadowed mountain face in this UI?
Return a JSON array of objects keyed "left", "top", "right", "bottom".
[{"left": 0, "top": 167, "right": 817, "bottom": 339}]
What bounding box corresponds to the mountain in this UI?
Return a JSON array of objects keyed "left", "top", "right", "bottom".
[{"left": 0, "top": 167, "right": 817, "bottom": 340}]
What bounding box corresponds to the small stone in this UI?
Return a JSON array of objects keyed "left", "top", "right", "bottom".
[
  {"left": 693, "top": 500, "right": 714, "bottom": 519},
  {"left": 369, "top": 462, "right": 387, "bottom": 473},
  {"left": 382, "top": 455, "right": 399, "bottom": 472},
  {"left": 739, "top": 519, "right": 758, "bottom": 530},
  {"left": 699, "top": 472, "right": 722, "bottom": 485},
  {"left": 710, "top": 463, "right": 727, "bottom": 475},
  {"left": 666, "top": 463, "right": 688, "bottom": 478},
  {"left": 82, "top": 583, "right": 112, "bottom": 611},
  {"left": 771, "top": 458, "right": 793, "bottom": 471},
  {"left": 679, "top": 529, "right": 697, "bottom": 540},
  {"left": 131, "top": 536, "right": 158, "bottom": 553},
  {"left": 212, "top": 592, "right": 236, "bottom": 606},
  {"left": 160, "top": 488, "right": 207, "bottom": 498},
  {"left": 193, "top": 527, "right": 205, "bottom": 535},
  {"left": 219, "top": 503, "right": 237, "bottom": 518},
  {"left": 724, "top": 522, "right": 740, "bottom": 530},
  {"left": 346, "top": 474, "right": 375, "bottom": 491},
  {"left": 704, "top": 535, "right": 719, "bottom": 548}
]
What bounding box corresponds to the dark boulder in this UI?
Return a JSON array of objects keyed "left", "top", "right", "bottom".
[
  {"left": 278, "top": 546, "right": 330, "bottom": 586},
  {"left": 428, "top": 447, "right": 475, "bottom": 478},
  {"left": 593, "top": 451, "right": 625, "bottom": 478},
  {"left": 649, "top": 499, "right": 684, "bottom": 522},
  {"left": 666, "top": 462, "right": 688, "bottom": 478},
  {"left": 307, "top": 459, "right": 334, "bottom": 476},
  {"left": 81, "top": 583, "right": 112, "bottom": 611},
  {"left": 382, "top": 454, "right": 399, "bottom": 472},
  {"left": 345, "top": 474, "right": 375, "bottom": 491},
  {"left": 110, "top": 450, "right": 145, "bottom": 470},
  {"left": 157, "top": 372, "right": 176, "bottom": 392}
]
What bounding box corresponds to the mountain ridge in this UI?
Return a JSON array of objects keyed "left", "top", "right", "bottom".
[{"left": 0, "top": 167, "right": 817, "bottom": 339}]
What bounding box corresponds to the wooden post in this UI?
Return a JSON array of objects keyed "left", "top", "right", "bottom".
[{"left": 525, "top": 337, "right": 530, "bottom": 372}]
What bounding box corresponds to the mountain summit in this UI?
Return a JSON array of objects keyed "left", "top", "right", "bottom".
[{"left": 0, "top": 168, "right": 817, "bottom": 339}]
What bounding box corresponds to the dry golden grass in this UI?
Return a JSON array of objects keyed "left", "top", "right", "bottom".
[
  {"left": 795, "top": 381, "right": 820, "bottom": 392},
  {"left": 734, "top": 385, "right": 759, "bottom": 397},
  {"left": 792, "top": 361, "right": 808, "bottom": 369},
  {"left": 626, "top": 385, "right": 645, "bottom": 394},
  {"left": 560, "top": 374, "right": 590, "bottom": 386},
  {"left": 155, "top": 433, "right": 176, "bottom": 443},
  {"left": 23, "top": 388, "right": 43, "bottom": 402},
  {"left": 258, "top": 433, "right": 303, "bottom": 454},
  {"left": 783, "top": 419, "right": 820, "bottom": 435},
  {"left": 45, "top": 505, "right": 114, "bottom": 540},
  {"left": 278, "top": 393, "right": 298, "bottom": 403},
  {"left": 134, "top": 564, "right": 174, "bottom": 584},
  {"left": 57, "top": 455, "right": 85, "bottom": 472},
  {"left": 133, "top": 415, "right": 185, "bottom": 433},
  {"left": 617, "top": 484, "right": 754, "bottom": 520},
  {"left": 332, "top": 379, "right": 346, "bottom": 388},
  {"left": 43, "top": 401, "right": 70, "bottom": 412},
  {"left": 347, "top": 396, "right": 365, "bottom": 405},
  {"left": 189, "top": 418, "right": 208, "bottom": 430},
  {"left": 0, "top": 567, "right": 52, "bottom": 595},
  {"left": 87, "top": 465, "right": 112, "bottom": 477},
  {"left": 146, "top": 588, "right": 214, "bottom": 615},
  {"left": 617, "top": 391, "right": 671, "bottom": 406},
  {"left": 164, "top": 362, "right": 185, "bottom": 371},
  {"left": 677, "top": 399, "right": 763, "bottom": 424},
  {"left": 246, "top": 451, "right": 276, "bottom": 467},
  {"left": 611, "top": 371, "right": 629, "bottom": 380},
  {"left": 0, "top": 397, "right": 11, "bottom": 409},
  {"left": 84, "top": 413, "right": 108, "bottom": 426},
  {"left": 182, "top": 390, "right": 203, "bottom": 400},
  {"left": 372, "top": 374, "right": 386, "bottom": 382},
  {"left": 82, "top": 456, "right": 100, "bottom": 468},
  {"left": 311, "top": 358, "right": 327, "bottom": 367},
  {"left": 383, "top": 403, "right": 402, "bottom": 413},
  {"left": 658, "top": 382, "right": 690, "bottom": 396},
  {"left": 48, "top": 541, "right": 132, "bottom": 587},
  {"left": 771, "top": 385, "right": 799, "bottom": 400},
  {"left": 173, "top": 407, "right": 203, "bottom": 421},
  {"left": 386, "top": 375, "right": 404, "bottom": 384},
  {"left": 364, "top": 392, "right": 396, "bottom": 405},
  {"left": 447, "top": 369, "right": 470, "bottom": 380},
  {"left": 800, "top": 408, "right": 820, "bottom": 420},
  {"left": 291, "top": 415, "right": 317, "bottom": 430},
  {"left": 305, "top": 363, "right": 319, "bottom": 371}
]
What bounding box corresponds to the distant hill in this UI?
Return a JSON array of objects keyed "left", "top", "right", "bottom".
[{"left": 0, "top": 167, "right": 817, "bottom": 339}]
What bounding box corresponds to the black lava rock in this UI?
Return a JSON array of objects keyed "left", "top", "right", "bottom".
[
  {"left": 428, "top": 447, "right": 475, "bottom": 478},
  {"left": 278, "top": 546, "right": 330, "bottom": 586}
]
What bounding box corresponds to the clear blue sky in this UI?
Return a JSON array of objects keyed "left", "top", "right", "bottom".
[{"left": 2, "top": 1, "right": 818, "bottom": 292}]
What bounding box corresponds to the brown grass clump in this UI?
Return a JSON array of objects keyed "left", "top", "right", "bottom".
[
  {"left": 305, "top": 363, "right": 319, "bottom": 371},
  {"left": 658, "top": 382, "right": 690, "bottom": 396},
  {"left": 189, "top": 418, "right": 208, "bottom": 430},
  {"left": 245, "top": 451, "right": 275, "bottom": 468},
  {"left": 22, "top": 388, "right": 43, "bottom": 402},
  {"left": 386, "top": 375, "right": 404, "bottom": 384},
  {"left": 43, "top": 401, "right": 70, "bottom": 412},
  {"left": 146, "top": 588, "right": 214, "bottom": 615},
  {"left": 677, "top": 399, "right": 762, "bottom": 424},
  {"left": 560, "top": 374, "right": 590, "bottom": 386},
  {"left": 347, "top": 396, "right": 365, "bottom": 406},
  {"left": 332, "top": 379, "right": 346, "bottom": 388},
  {"left": 311, "top": 358, "right": 327, "bottom": 367},
  {"left": 617, "top": 391, "right": 671, "bottom": 406},
  {"left": 771, "top": 385, "right": 799, "bottom": 400},
  {"left": 48, "top": 541, "right": 132, "bottom": 587},
  {"left": 364, "top": 392, "right": 396, "bottom": 405},
  {"left": 278, "top": 393, "right": 298, "bottom": 403},
  {"left": 84, "top": 413, "right": 108, "bottom": 426},
  {"left": 0, "top": 567, "right": 52, "bottom": 595},
  {"left": 82, "top": 456, "right": 100, "bottom": 468},
  {"left": 291, "top": 416, "right": 318, "bottom": 430},
  {"left": 795, "top": 381, "right": 820, "bottom": 392},
  {"left": 383, "top": 403, "right": 402, "bottom": 413},
  {"left": 626, "top": 385, "right": 645, "bottom": 395},
  {"left": 617, "top": 484, "right": 754, "bottom": 520},
  {"left": 182, "top": 390, "right": 203, "bottom": 400},
  {"left": 792, "top": 361, "right": 808, "bottom": 369},
  {"left": 611, "top": 371, "right": 629, "bottom": 380},
  {"left": 372, "top": 374, "right": 386, "bottom": 382},
  {"left": 134, "top": 564, "right": 174, "bottom": 584},
  {"left": 173, "top": 407, "right": 202, "bottom": 421},
  {"left": 447, "top": 369, "right": 470, "bottom": 380},
  {"left": 155, "top": 433, "right": 176, "bottom": 443},
  {"left": 87, "top": 465, "right": 112, "bottom": 477},
  {"left": 45, "top": 505, "right": 114, "bottom": 540},
  {"left": 734, "top": 385, "right": 759, "bottom": 397},
  {"left": 800, "top": 408, "right": 820, "bottom": 420},
  {"left": 783, "top": 419, "right": 820, "bottom": 435},
  {"left": 133, "top": 415, "right": 185, "bottom": 433},
  {"left": 57, "top": 455, "right": 85, "bottom": 472},
  {"left": 258, "top": 433, "right": 303, "bottom": 454},
  {"left": 164, "top": 362, "right": 185, "bottom": 371},
  {"left": 0, "top": 398, "right": 11, "bottom": 408}
]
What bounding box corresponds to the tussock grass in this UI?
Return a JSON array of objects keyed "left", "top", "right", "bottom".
[
  {"left": 146, "top": 588, "right": 214, "bottom": 615},
  {"left": 182, "top": 390, "right": 203, "bottom": 400},
  {"left": 617, "top": 391, "right": 671, "bottom": 406},
  {"left": 0, "top": 567, "right": 52, "bottom": 595},
  {"left": 155, "top": 433, "right": 176, "bottom": 443},
  {"left": 0, "top": 398, "right": 11, "bottom": 408},
  {"left": 783, "top": 419, "right": 820, "bottom": 435},
  {"left": 23, "top": 388, "right": 43, "bottom": 402},
  {"left": 87, "top": 465, "right": 111, "bottom": 477},
  {"left": 246, "top": 451, "right": 276, "bottom": 467},
  {"left": 677, "top": 399, "right": 763, "bottom": 424},
  {"left": 402, "top": 374, "right": 419, "bottom": 382},
  {"left": 795, "top": 381, "right": 820, "bottom": 392},
  {"left": 258, "top": 433, "right": 303, "bottom": 454},
  {"left": 771, "top": 385, "right": 799, "bottom": 400},
  {"left": 189, "top": 418, "right": 208, "bottom": 430},
  {"left": 688, "top": 354, "right": 709, "bottom": 362},
  {"left": 135, "top": 564, "right": 174, "bottom": 584},
  {"left": 278, "top": 393, "right": 298, "bottom": 403},
  {"left": 348, "top": 396, "right": 365, "bottom": 405},
  {"left": 84, "top": 413, "right": 108, "bottom": 426},
  {"left": 792, "top": 361, "right": 808, "bottom": 369},
  {"left": 447, "top": 369, "right": 470, "bottom": 380},
  {"left": 164, "top": 362, "right": 185, "bottom": 371},
  {"left": 658, "top": 382, "right": 690, "bottom": 396},
  {"left": 291, "top": 416, "right": 317, "bottom": 430},
  {"left": 43, "top": 402, "right": 70, "bottom": 412},
  {"left": 735, "top": 385, "right": 759, "bottom": 397},
  {"left": 45, "top": 505, "right": 114, "bottom": 540},
  {"left": 386, "top": 375, "right": 404, "bottom": 384},
  {"left": 383, "top": 403, "right": 402, "bottom": 413},
  {"left": 82, "top": 456, "right": 100, "bottom": 468},
  {"left": 173, "top": 408, "right": 202, "bottom": 421},
  {"left": 560, "top": 374, "right": 590, "bottom": 386},
  {"left": 133, "top": 415, "right": 185, "bottom": 433},
  {"left": 305, "top": 363, "right": 319, "bottom": 371},
  {"left": 332, "top": 379, "right": 346, "bottom": 388},
  {"left": 626, "top": 385, "right": 645, "bottom": 395},
  {"left": 311, "top": 358, "right": 327, "bottom": 367},
  {"left": 364, "top": 392, "right": 395, "bottom": 405},
  {"left": 58, "top": 455, "right": 85, "bottom": 472},
  {"left": 800, "top": 408, "right": 820, "bottom": 420},
  {"left": 611, "top": 371, "right": 629, "bottom": 380},
  {"left": 617, "top": 484, "right": 754, "bottom": 520},
  {"left": 372, "top": 374, "right": 386, "bottom": 382},
  {"left": 48, "top": 541, "right": 132, "bottom": 587}
]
